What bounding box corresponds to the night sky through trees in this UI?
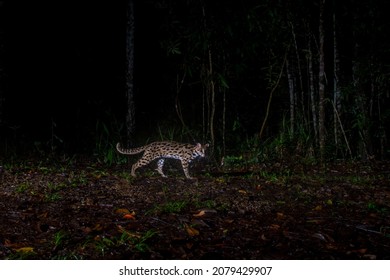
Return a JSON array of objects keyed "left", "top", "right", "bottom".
[
  {"left": 0, "top": 0, "right": 389, "bottom": 157},
  {"left": 2, "top": 1, "right": 168, "bottom": 150}
]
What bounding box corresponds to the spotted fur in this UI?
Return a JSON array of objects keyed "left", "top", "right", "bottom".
[{"left": 116, "top": 141, "right": 208, "bottom": 179}]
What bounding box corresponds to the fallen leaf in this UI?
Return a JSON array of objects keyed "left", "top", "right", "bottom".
[
  {"left": 276, "top": 212, "right": 285, "bottom": 219},
  {"left": 238, "top": 190, "right": 247, "bottom": 194},
  {"left": 123, "top": 213, "right": 136, "bottom": 220},
  {"left": 38, "top": 211, "right": 48, "bottom": 219},
  {"left": 92, "top": 223, "right": 103, "bottom": 231},
  {"left": 15, "top": 247, "right": 34, "bottom": 253},
  {"left": 4, "top": 239, "right": 28, "bottom": 249},
  {"left": 117, "top": 225, "right": 141, "bottom": 238},
  {"left": 312, "top": 233, "right": 327, "bottom": 242},
  {"left": 4, "top": 239, "right": 13, "bottom": 247},
  {"left": 115, "top": 208, "right": 131, "bottom": 215},
  {"left": 193, "top": 210, "right": 206, "bottom": 217},
  {"left": 269, "top": 224, "right": 280, "bottom": 230},
  {"left": 82, "top": 226, "right": 92, "bottom": 234},
  {"left": 184, "top": 224, "right": 199, "bottom": 236},
  {"left": 192, "top": 219, "right": 209, "bottom": 227},
  {"left": 313, "top": 205, "right": 322, "bottom": 211}
]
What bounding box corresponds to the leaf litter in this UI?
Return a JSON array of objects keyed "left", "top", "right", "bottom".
[{"left": 0, "top": 159, "right": 390, "bottom": 259}]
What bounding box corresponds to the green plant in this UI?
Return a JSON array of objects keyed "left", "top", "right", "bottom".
[
  {"left": 193, "top": 199, "right": 216, "bottom": 209},
  {"left": 118, "top": 229, "right": 157, "bottom": 252},
  {"left": 157, "top": 125, "right": 176, "bottom": 141},
  {"left": 94, "top": 118, "right": 124, "bottom": 166},
  {"left": 45, "top": 192, "right": 62, "bottom": 202},
  {"left": 160, "top": 201, "right": 188, "bottom": 213},
  {"left": 147, "top": 200, "right": 188, "bottom": 215},
  {"left": 15, "top": 182, "right": 30, "bottom": 193},
  {"left": 367, "top": 202, "right": 388, "bottom": 214},
  {"left": 6, "top": 249, "right": 36, "bottom": 260},
  {"left": 53, "top": 230, "right": 68, "bottom": 248},
  {"left": 93, "top": 229, "right": 157, "bottom": 256},
  {"left": 95, "top": 237, "right": 115, "bottom": 257}
]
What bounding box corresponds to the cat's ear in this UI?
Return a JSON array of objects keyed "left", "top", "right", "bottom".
[
  {"left": 195, "top": 143, "right": 202, "bottom": 149},
  {"left": 204, "top": 143, "right": 210, "bottom": 149}
]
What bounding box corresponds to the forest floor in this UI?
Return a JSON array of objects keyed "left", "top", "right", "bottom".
[{"left": 0, "top": 156, "right": 390, "bottom": 260}]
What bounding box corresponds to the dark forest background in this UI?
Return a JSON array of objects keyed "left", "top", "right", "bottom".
[{"left": 0, "top": 0, "right": 389, "bottom": 163}]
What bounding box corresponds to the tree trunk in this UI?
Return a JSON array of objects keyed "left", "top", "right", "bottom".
[
  {"left": 125, "top": 0, "right": 136, "bottom": 145},
  {"left": 286, "top": 59, "right": 295, "bottom": 135},
  {"left": 208, "top": 48, "right": 216, "bottom": 150},
  {"left": 333, "top": 10, "right": 341, "bottom": 149},
  {"left": 290, "top": 21, "right": 305, "bottom": 126},
  {"left": 259, "top": 53, "right": 287, "bottom": 139},
  {"left": 318, "top": 0, "right": 326, "bottom": 160},
  {"left": 0, "top": 0, "right": 4, "bottom": 125},
  {"left": 308, "top": 36, "right": 318, "bottom": 144},
  {"left": 201, "top": 4, "right": 215, "bottom": 150}
]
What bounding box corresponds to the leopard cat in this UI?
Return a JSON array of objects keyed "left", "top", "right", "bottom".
[{"left": 116, "top": 141, "right": 209, "bottom": 179}]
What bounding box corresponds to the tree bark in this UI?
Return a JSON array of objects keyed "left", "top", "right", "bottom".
[
  {"left": 125, "top": 0, "right": 136, "bottom": 145},
  {"left": 308, "top": 36, "right": 318, "bottom": 144},
  {"left": 208, "top": 48, "right": 216, "bottom": 150},
  {"left": 318, "top": 0, "right": 326, "bottom": 160},
  {"left": 333, "top": 10, "right": 341, "bottom": 148},
  {"left": 286, "top": 59, "right": 295, "bottom": 135},
  {"left": 259, "top": 53, "right": 287, "bottom": 139},
  {"left": 0, "top": 0, "right": 4, "bottom": 125}
]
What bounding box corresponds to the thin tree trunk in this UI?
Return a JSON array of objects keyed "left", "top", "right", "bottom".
[
  {"left": 201, "top": 4, "right": 215, "bottom": 149},
  {"left": 318, "top": 0, "right": 326, "bottom": 160},
  {"left": 286, "top": 59, "right": 295, "bottom": 135},
  {"left": 259, "top": 52, "right": 287, "bottom": 139},
  {"left": 290, "top": 21, "right": 305, "bottom": 125},
  {"left": 125, "top": 0, "right": 136, "bottom": 145},
  {"left": 0, "top": 0, "right": 4, "bottom": 125},
  {"left": 333, "top": 10, "right": 341, "bottom": 149},
  {"left": 352, "top": 43, "right": 372, "bottom": 159},
  {"left": 222, "top": 88, "right": 226, "bottom": 157},
  {"left": 308, "top": 37, "right": 318, "bottom": 143},
  {"left": 208, "top": 48, "right": 216, "bottom": 149}
]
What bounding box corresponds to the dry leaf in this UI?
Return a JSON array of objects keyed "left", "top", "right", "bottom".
[
  {"left": 185, "top": 224, "right": 199, "bottom": 236},
  {"left": 92, "top": 223, "right": 103, "bottom": 231},
  {"left": 276, "top": 212, "right": 285, "bottom": 219},
  {"left": 269, "top": 224, "right": 280, "bottom": 230},
  {"left": 123, "top": 213, "right": 135, "bottom": 220},
  {"left": 115, "top": 208, "right": 131, "bottom": 215},
  {"left": 313, "top": 205, "right": 322, "bottom": 211},
  {"left": 238, "top": 190, "right": 247, "bottom": 194},
  {"left": 193, "top": 210, "right": 206, "bottom": 217},
  {"left": 4, "top": 239, "right": 13, "bottom": 247},
  {"left": 15, "top": 247, "right": 34, "bottom": 253},
  {"left": 312, "top": 233, "right": 327, "bottom": 242},
  {"left": 117, "top": 225, "right": 141, "bottom": 238},
  {"left": 4, "top": 239, "right": 29, "bottom": 249}
]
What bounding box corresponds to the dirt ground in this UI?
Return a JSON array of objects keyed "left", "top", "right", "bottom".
[{"left": 1, "top": 158, "right": 390, "bottom": 259}]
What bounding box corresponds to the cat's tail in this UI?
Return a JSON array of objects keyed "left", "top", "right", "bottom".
[{"left": 116, "top": 143, "right": 145, "bottom": 155}]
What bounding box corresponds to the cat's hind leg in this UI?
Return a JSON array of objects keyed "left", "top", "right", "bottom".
[{"left": 156, "top": 159, "right": 167, "bottom": 177}]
